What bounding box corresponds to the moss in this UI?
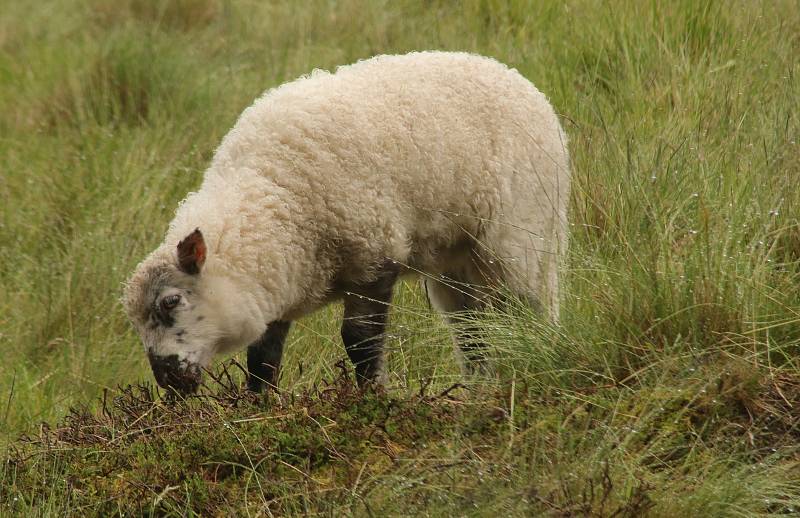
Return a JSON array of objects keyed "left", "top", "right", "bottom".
[{"left": 1, "top": 370, "right": 465, "bottom": 515}]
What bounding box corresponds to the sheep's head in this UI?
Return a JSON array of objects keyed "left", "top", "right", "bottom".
[{"left": 122, "top": 229, "right": 262, "bottom": 394}]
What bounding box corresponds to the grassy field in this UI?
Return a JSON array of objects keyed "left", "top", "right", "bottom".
[{"left": 1, "top": 0, "right": 799, "bottom": 515}]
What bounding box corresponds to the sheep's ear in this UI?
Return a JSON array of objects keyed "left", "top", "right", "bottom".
[{"left": 177, "top": 228, "right": 206, "bottom": 275}]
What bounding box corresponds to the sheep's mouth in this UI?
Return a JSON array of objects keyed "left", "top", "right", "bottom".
[{"left": 147, "top": 353, "right": 201, "bottom": 394}]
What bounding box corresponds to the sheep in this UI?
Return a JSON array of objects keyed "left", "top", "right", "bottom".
[{"left": 122, "top": 51, "right": 570, "bottom": 394}]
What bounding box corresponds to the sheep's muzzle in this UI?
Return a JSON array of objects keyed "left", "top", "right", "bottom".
[{"left": 147, "top": 353, "right": 201, "bottom": 394}]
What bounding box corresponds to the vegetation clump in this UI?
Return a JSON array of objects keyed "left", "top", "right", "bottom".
[
  {"left": 4, "top": 357, "right": 800, "bottom": 515},
  {"left": 4, "top": 364, "right": 463, "bottom": 515}
]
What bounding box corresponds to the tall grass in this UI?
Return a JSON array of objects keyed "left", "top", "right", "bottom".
[{"left": 1, "top": 0, "right": 799, "bottom": 514}]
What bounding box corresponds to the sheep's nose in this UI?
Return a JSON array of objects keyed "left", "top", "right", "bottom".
[{"left": 147, "top": 353, "right": 201, "bottom": 394}]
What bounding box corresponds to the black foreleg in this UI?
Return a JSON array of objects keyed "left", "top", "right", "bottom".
[
  {"left": 341, "top": 266, "right": 398, "bottom": 387},
  {"left": 246, "top": 320, "right": 291, "bottom": 392}
]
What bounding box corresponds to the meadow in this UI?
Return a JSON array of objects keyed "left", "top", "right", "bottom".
[{"left": 1, "top": 0, "right": 799, "bottom": 515}]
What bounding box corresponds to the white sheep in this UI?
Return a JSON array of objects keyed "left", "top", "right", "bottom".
[{"left": 122, "top": 51, "right": 570, "bottom": 393}]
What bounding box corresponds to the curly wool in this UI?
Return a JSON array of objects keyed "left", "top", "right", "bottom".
[{"left": 128, "top": 51, "right": 570, "bottom": 327}]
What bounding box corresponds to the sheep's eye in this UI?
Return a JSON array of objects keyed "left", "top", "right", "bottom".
[{"left": 160, "top": 294, "right": 181, "bottom": 312}]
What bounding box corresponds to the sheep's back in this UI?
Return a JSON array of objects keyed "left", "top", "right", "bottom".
[{"left": 207, "top": 51, "right": 567, "bottom": 268}]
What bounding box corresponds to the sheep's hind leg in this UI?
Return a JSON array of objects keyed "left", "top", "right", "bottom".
[
  {"left": 246, "top": 320, "right": 292, "bottom": 392},
  {"left": 423, "top": 272, "right": 493, "bottom": 374},
  {"left": 341, "top": 266, "right": 399, "bottom": 388}
]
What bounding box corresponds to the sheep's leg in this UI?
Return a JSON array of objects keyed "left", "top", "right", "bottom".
[
  {"left": 341, "top": 266, "right": 398, "bottom": 387},
  {"left": 246, "top": 320, "right": 291, "bottom": 392},
  {"left": 424, "top": 272, "right": 492, "bottom": 373}
]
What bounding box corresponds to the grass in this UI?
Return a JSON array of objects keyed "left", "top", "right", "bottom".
[{"left": 1, "top": 0, "right": 799, "bottom": 515}]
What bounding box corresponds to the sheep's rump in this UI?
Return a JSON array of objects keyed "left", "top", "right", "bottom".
[{"left": 175, "top": 51, "right": 570, "bottom": 317}]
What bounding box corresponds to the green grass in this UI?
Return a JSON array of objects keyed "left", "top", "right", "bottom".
[{"left": 1, "top": 0, "right": 799, "bottom": 515}]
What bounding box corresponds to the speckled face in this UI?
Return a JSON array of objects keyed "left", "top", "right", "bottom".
[
  {"left": 123, "top": 230, "right": 218, "bottom": 394},
  {"left": 124, "top": 229, "right": 270, "bottom": 394},
  {"left": 124, "top": 263, "right": 214, "bottom": 393}
]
